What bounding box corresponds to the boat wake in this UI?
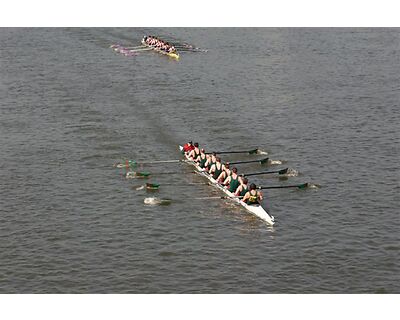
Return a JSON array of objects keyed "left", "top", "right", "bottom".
[
  {"left": 144, "top": 197, "right": 172, "bottom": 206},
  {"left": 269, "top": 159, "right": 283, "bottom": 165},
  {"left": 285, "top": 168, "right": 299, "bottom": 177},
  {"left": 126, "top": 172, "right": 136, "bottom": 179},
  {"left": 126, "top": 171, "right": 150, "bottom": 179}
]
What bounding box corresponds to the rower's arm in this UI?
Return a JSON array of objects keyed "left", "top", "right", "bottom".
[
  {"left": 223, "top": 176, "right": 230, "bottom": 186},
  {"left": 209, "top": 164, "right": 215, "bottom": 174},
  {"left": 234, "top": 185, "right": 241, "bottom": 196},
  {"left": 241, "top": 192, "right": 249, "bottom": 203}
]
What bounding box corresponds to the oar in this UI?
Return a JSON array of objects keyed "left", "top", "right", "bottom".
[
  {"left": 174, "top": 44, "right": 206, "bottom": 51},
  {"left": 120, "top": 45, "right": 146, "bottom": 49},
  {"left": 193, "top": 195, "right": 242, "bottom": 200},
  {"left": 114, "top": 160, "right": 137, "bottom": 168},
  {"left": 258, "top": 183, "right": 309, "bottom": 190},
  {"left": 116, "top": 159, "right": 188, "bottom": 166},
  {"left": 176, "top": 48, "right": 208, "bottom": 53},
  {"left": 244, "top": 168, "right": 288, "bottom": 177},
  {"left": 144, "top": 182, "right": 209, "bottom": 190},
  {"left": 133, "top": 159, "right": 187, "bottom": 164},
  {"left": 117, "top": 47, "right": 153, "bottom": 52},
  {"left": 229, "top": 158, "right": 269, "bottom": 165},
  {"left": 207, "top": 148, "right": 259, "bottom": 155},
  {"left": 146, "top": 183, "right": 159, "bottom": 190},
  {"left": 126, "top": 171, "right": 151, "bottom": 178},
  {"left": 112, "top": 45, "right": 143, "bottom": 51}
]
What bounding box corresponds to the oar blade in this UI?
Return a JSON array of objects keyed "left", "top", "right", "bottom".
[
  {"left": 278, "top": 168, "right": 289, "bottom": 175},
  {"left": 135, "top": 171, "right": 151, "bottom": 177},
  {"left": 248, "top": 148, "right": 259, "bottom": 155},
  {"left": 297, "top": 183, "right": 309, "bottom": 189},
  {"left": 260, "top": 157, "right": 269, "bottom": 164},
  {"left": 146, "top": 183, "right": 160, "bottom": 190},
  {"left": 259, "top": 183, "right": 310, "bottom": 190}
]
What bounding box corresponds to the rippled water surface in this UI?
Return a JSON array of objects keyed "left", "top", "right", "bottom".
[{"left": 0, "top": 28, "right": 399, "bottom": 293}]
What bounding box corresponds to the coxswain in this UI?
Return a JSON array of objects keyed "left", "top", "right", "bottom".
[
  {"left": 188, "top": 142, "right": 201, "bottom": 160},
  {"left": 223, "top": 167, "right": 240, "bottom": 193},
  {"left": 209, "top": 157, "right": 223, "bottom": 180},
  {"left": 235, "top": 176, "right": 249, "bottom": 197},
  {"left": 183, "top": 141, "right": 194, "bottom": 153},
  {"left": 242, "top": 183, "right": 263, "bottom": 205}
]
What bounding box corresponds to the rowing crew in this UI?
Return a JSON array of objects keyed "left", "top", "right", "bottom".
[
  {"left": 143, "top": 36, "right": 177, "bottom": 54},
  {"left": 183, "top": 142, "right": 263, "bottom": 206}
]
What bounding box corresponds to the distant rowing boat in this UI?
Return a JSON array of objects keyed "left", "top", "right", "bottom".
[
  {"left": 179, "top": 146, "right": 275, "bottom": 225},
  {"left": 141, "top": 39, "right": 180, "bottom": 60}
]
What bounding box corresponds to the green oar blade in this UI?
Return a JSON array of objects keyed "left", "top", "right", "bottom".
[
  {"left": 297, "top": 183, "right": 309, "bottom": 189},
  {"left": 248, "top": 148, "right": 259, "bottom": 155},
  {"left": 260, "top": 157, "right": 269, "bottom": 164},
  {"left": 136, "top": 171, "right": 151, "bottom": 177},
  {"left": 146, "top": 183, "right": 160, "bottom": 190},
  {"left": 279, "top": 168, "right": 289, "bottom": 175},
  {"left": 128, "top": 160, "right": 137, "bottom": 167}
]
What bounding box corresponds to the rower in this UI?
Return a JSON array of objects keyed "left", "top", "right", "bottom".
[
  {"left": 204, "top": 152, "right": 216, "bottom": 172},
  {"left": 235, "top": 176, "right": 249, "bottom": 197},
  {"left": 242, "top": 183, "right": 263, "bottom": 205},
  {"left": 216, "top": 162, "right": 231, "bottom": 183},
  {"left": 188, "top": 142, "right": 200, "bottom": 160},
  {"left": 196, "top": 148, "right": 207, "bottom": 168},
  {"left": 223, "top": 167, "right": 240, "bottom": 193},
  {"left": 209, "top": 156, "right": 223, "bottom": 180}
]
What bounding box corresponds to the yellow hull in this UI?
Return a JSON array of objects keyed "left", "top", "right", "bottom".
[{"left": 141, "top": 40, "right": 179, "bottom": 60}]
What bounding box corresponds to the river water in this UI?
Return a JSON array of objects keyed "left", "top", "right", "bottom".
[{"left": 0, "top": 28, "right": 399, "bottom": 293}]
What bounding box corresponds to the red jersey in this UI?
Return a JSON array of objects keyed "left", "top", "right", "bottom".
[{"left": 183, "top": 143, "right": 195, "bottom": 152}]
